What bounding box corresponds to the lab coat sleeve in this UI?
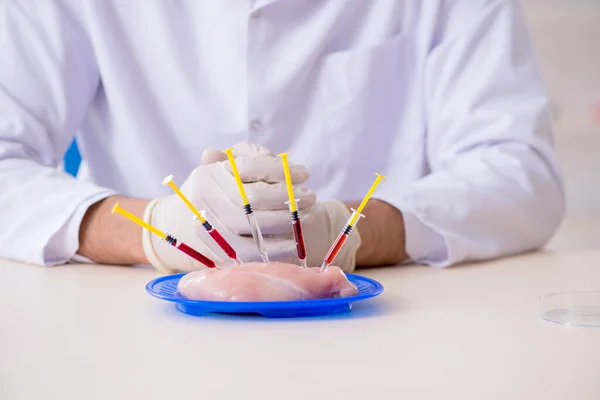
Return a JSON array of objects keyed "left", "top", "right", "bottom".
[
  {"left": 0, "top": 1, "right": 117, "bottom": 266},
  {"left": 382, "top": 0, "right": 565, "bottom": 266}
]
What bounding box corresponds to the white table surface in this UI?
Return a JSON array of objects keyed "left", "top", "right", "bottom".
[{"left": 1, "top": 250, "right": 599, "bottom": 400}]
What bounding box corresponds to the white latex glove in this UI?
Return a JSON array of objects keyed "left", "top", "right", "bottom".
[
  {"left": 142, "top": 143, "right": 316, "bottom": 273},
  {"left": 202, "top": 143, "right": 362, "bottom": 273}
]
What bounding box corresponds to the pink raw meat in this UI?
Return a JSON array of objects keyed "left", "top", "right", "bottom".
[{"left": 177, "top": 262, "right": 358, "bottom": 302}]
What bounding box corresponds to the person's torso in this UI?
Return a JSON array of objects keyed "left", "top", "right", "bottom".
[{"left": 74, "top": 0, "right": 439, "bottom": 201}]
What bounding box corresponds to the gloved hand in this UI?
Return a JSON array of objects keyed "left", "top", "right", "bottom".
[
  {"left": 142, "top": 143, "right": 316, "bottom": 273},
  {"left": 201, "top": 142, "right": 362, "bottom": 273},
  {"left": 295, "top": 200, "right": 362, "bottom": 272}
]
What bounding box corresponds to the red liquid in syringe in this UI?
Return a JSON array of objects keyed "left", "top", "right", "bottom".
[
  {"left": 207, "top": 228, "right": 238, "bottom": 261},
  {"left": 292, "top": 219, "right": 307, "bottom": 261},
  {"left": 323, "top": 232, "right": 349, "bottom": 265},
  {"left": 172, "top": 240, "right": 217, "bottom": 269}
]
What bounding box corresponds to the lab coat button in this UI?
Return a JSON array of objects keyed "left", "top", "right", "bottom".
[
  {"left": 249, "top": 119, "right": 262, "bottom": 132},
  {"left": 251, "top": 10, "right": 261, "bottom": 18}
]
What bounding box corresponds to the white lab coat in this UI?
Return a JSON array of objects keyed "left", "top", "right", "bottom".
[{"left": 0, "top": 0, "right": 564, "bottom": 267}]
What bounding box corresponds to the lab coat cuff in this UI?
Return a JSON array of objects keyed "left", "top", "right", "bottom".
[
  {"left": 373, "top": 190, "right": 451, "bottom": 267},
  {"left": 45, "top": 188, "right": 118, "bottom": 266},
  {"left": 400, "top": 208, "right": 451, "bottom": 267}
]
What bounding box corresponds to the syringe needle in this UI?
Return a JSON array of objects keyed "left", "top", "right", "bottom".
[
  {"left": 320, "top": 173, "right": 386, "bottom": 272},
  {"left": 223, "top": 148, "right": 270, "bottom": 263},
  {"left": 163, "top": 175, "right": 241, "bottom": 265}
]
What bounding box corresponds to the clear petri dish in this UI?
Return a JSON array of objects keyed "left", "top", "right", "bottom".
[{"left": 540, "top": 291, "right": 600, "bottom": 327}]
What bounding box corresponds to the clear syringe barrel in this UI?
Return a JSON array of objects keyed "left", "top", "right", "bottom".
[{"left": 244, "top": 204, "right": 270, "bottom": 263}]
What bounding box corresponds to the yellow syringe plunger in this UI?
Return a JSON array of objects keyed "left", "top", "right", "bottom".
[
  {"left": 348, "top": 173, "right": 387, "bottom": 226},
  {"left": 278, "top": 152, "right": 297, "bottom": 213},
  {"left": 111, "top": 202, "right": 167, "bottom": 239},
  {"left": 162, "top": 175, "right": 206, "bottom": 223},
  {"left": 223, "top": 148, "right": 249, "bottom": 206}
]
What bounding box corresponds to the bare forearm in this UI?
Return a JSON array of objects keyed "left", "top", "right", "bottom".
[
  {"left": 346, "top": 199, "right": 408, "bottom": 267},
  {"left": 78, "top": 196, "right": 149, "bottom": 265}
]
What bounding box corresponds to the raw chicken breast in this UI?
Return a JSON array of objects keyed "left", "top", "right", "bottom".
[{"left": 177, "top": 262, "right": 358, "bottom": 302}]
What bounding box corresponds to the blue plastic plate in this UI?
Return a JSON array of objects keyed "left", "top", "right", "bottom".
[{"left": 145, "top": 273, "right": 384, "bottom": 318}]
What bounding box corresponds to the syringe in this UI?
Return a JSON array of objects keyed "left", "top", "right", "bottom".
[
  {"left": 162, "top": 175, "right": 242, "bottom": 265},
  {"left": 111, "top": 202, "right": 218, "bottom": 269},
  {"left": 278, "top": 152, "right": 307, "bottom": 267},
  {"left": 223, "top": 148, "right": 270, "bottom": 263},
  {"left": 320, "top": 173, "right": 386, "bottom": 272}
]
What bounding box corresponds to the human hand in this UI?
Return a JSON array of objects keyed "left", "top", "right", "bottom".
[
  {"left": 202, "top": 142, "right": 361, "bottom": 272},
  {"left": 142, "top": 142, "right": 316, "bottom": 273}
]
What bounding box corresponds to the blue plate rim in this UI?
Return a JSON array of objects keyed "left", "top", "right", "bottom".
[{"left": 145, "top": 272, "right": 384, "bottom": 308}]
